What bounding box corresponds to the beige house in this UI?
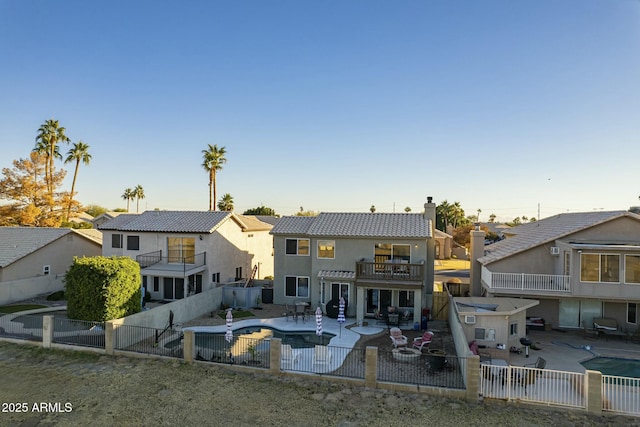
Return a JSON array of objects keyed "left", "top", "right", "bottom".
[
  {"left": 0, "top": 227, "right": 102, "bottom": 304},
  {"left": 434, "top": 228, "right": 453, "bottom": 260},
  {"left": 455, "top": 296, "right": 539, "bottom": 362},
  {"left": 270, "top": 199, "right": 437, "bottom": 326},
  {"left": 470, "top": 210, "right": 640, "bottom": 332},
  {"left": 99, "top": 211, "right": 274, "bottom": 301}
]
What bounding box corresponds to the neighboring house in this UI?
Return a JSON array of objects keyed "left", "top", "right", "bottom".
[
  {"left": 98, "top": 211, "right": 274, "bottom": 301},
  {"left": 470, "top": 210, "right": 640, "bottom": 332},
  {"left": 91, "top": 211, "right": 126, "bottom": 228},
  {"left": 270, "top": 199, "right": 437, "bottom": 325},
  {"left": 0, "top": 227, "right": 103, "bottom": 304},
  {"left": 68, "top": 211, "right": 94, "bottom": 226},
  {"left": 434, "top": 229, "right": 453, "bottom": 260}
]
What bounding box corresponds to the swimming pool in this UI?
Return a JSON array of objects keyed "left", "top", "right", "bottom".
[{"left": 581, "top": 357, "right": 640, "bottom": 378}]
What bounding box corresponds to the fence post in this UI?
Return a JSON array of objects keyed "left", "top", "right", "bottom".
[
  {"left": 585, "top": 370, "right": 603, "bottom": 414},
  {"left": 270, "top": 338, "right": 282, "bottom": 374},
  {"left": 104, "top": 321, "right": 115, "bottom": 355},
  {"left": 42, "top": 315, "right": 54, "bottom": 349},
  {"left": 365, "top": 346, "right": 378, "bottom": 388},
  {"left": 465, "top": 355, "right": 480, "bottom": 401},
  {"left": 183, "top": 330, "right": 194, "bottom": 363}
]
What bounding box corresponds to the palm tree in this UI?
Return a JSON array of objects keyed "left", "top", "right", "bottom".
[
  {"left": 134, "top": 184, "right": 145, "bottom": 213},
  {"left": 201, "top": 144, "right": 227, "bottom": 211},
  {"left": 370, "top": 205, "right": 376, "bottom": 213},
  {"left": 404, "top": 206, "right": 411, "bottom": 213},
  {"left": 217, "top": 193, "right": 234, "bottom": 211},
  {"left": 35, "top": 119, "right": 70, "bottom": 196},
  {"left": 122, "top": 188, "right": 135, "bottom": 212},
  {"left": 63, "top": 141, "right": 91, "bottom": 221}
]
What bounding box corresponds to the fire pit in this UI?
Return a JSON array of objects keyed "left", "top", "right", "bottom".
[{"left": 392, "top": 348, "right": 421, "bottom": 362}]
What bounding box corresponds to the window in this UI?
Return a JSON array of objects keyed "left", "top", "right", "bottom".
[
  {"left": 111, "top": 234, "right": 123, "bottom": 249},
  {"left": 509, "top": 323, "right": 518, "bottom": 336},
  {"left": 580, "top": 253, "right": 620, "bottom": 283},
  {"left": 625, "top": 255, "right": 640, "bottom": 284},
  {"left": 235, "top": 267, "right": 242, "bottom": 281},
  {"left": 374, "top": 243, "right": 410, "bottom": 270},
  {"left": 285, "top": 276, "right": 309, "bottom": 297},
  {"left": 317, "top": 240, "right": 335, "bottom": 259},
  {"left": 127, "top": 235, "right": 140, "bottom": 251},
  {"left": 399, "top": 290, "right": 414, "bottom": 307},
  {"left": 331, "top": 282, "right": 349, "bottom": 304},
  {"left": 628, "top": 303, "right": 638, "bottom": 325},
  {"left": 153, "top": 277, "right": 159, "bottom": 292},
  {"left": 43, "top": 265, "right": 50, "bottom": 275},
  {"left": 285, "top": 238, "right": 309, "bottom": 256},
  {"left": 212, "top": 272, "right": 220, "bottom": 283},
  {"left": 167, "top": 237, "right": 195, "bottom": 263}
]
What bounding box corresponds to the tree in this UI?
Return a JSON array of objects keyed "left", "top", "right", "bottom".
[
  {"left": 84, "top": 204, "right": 108, "bottom": 218},
  {"left": 243, "top": 206, "right": 278, "bottom": 216},
  {"left": 34, "top": 119, "right": 70, "bottom": 197},
  {"left": 64, "top": 141, "right": 91, "bottom": 221},
  {"left": 0, "top": 152, "right": 69, "bottom": 226},
  {"left": 217, "top": 193, "right": 234, "bottom": 211},
  {"left": 201, "top": 144, "right": 227, "bottom": 211},
  {"left": 476, "top": 208, "right": 482, "bottom": 223},
  {"left": 134, "top": 184, "right": 145, "bottom": 213},
  {"left": 489, "top": 214, "right": 496, "bottom": 223},
  {"left": 404, "top": 206, "right": 411, "bottom": 213},
  {"left": 370, "top": 205, "right": 376, "bottom": 213},
  {"left": 121, "top": 188, "right": 135, "bottom": 212},
  {"left": 296, "top": 209, "right": 319, "bottom": 217}
]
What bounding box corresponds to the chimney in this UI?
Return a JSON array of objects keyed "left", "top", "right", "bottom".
[
  {"left": 469, "top": 223, "right": 485, "bottom": 297},
  {"left": 423, "top": 197, "right": 436, "bottom": 311}
]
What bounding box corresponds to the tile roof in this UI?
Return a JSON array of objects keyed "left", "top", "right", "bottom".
[
  {"left": 478, "top": 210, "right": 640, "bottom": 265},
  {"left": 271, "top": 213, "right": 431, "bottom": 238},
  {"left": 0, "top": 227, "right": 71, "bottom": 267},
  {"left": 72, "top": 228, "right": 103, "bottom": 245},
  {"left": 97, "top": 211, "right": 256, "bottom": 234}
]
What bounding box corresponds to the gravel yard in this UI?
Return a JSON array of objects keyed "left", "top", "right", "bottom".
[{"left": 1, "top": 342, "right": 638, "bottom": 427}]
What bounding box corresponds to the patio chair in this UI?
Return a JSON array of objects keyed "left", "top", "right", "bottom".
[
  {"left": 412, "top": 331, "right": 434, "bottom": 351},
  {"left": 389, "top": 327, "right": 408, "bottom": 348},
  {"left": 313, "top": 345, "right": 332, "bottom": 365},
  {"left": 281, "top": 344, "right": 300, "bottom": 366},
  {"left": 582, "top": 320, "right": 598, "bottom": 339},
  {"left": 284, "top": 305, "right": 295, "bottom": 321},
  {"left": 524, "top": 357, "right": 546, "bottom": 370}
]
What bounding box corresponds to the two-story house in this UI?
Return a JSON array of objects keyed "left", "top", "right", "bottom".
[
  {"left": 470, "top": 210, "right": 640, "bottom": 331},
  {"left": 98, "top": 211, "right": 274, "bottom": 301},
  {"left": 270, "top": 199, "right": 436, "bottom": 326}
]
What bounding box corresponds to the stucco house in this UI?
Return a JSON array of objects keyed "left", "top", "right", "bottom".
[
  {"left": 434, "top": 228, "right": 453, "bottom": 260},
  {"left": 98, "top": 211, "right": 274, "bottom": 301},
  {"left": 0, "top": 227, "right": 103, "bottom": 304},
  {"left": 470, "top": 210, "right": 640, "bottom": 332},
  {"left": 270, "top": 199, "right": 437, "bottom": 326}
]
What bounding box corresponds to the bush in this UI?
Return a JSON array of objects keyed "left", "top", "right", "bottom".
[
  {"left": 46, "top": 290, "right": 65, "bottom": 301},
  {"left": 65, "top": 256, "right": 142, "bottom": 322}
]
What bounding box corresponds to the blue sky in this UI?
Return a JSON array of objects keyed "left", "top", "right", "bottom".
[{"left": 1, "top": 1, "right": 639, "bottom": 221}]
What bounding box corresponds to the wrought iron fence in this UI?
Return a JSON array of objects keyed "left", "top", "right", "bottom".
[
  {"left": 52, "top": 318, "right": 105, "bottom": 348},
  {"left": 195, "top": 334, "right": 270, "bottom": 368},
  {"left": 281, "top": 345, "right": 365, "bottom": 379},
  {"left": 0, "top": 314, "right": 43, "bottom": 342},
  {"left": 114, "top": 324, "right": 184, "bottom": 359},
  {"left": 377, "top": 348, "right": 466, "bottom": 389},
  {"left": 603, "top": 375, "right": 640, "bottom": 416}
]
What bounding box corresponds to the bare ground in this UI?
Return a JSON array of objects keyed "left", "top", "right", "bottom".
[{"left": 1, "top": 343, "right": 638, "bottom": 427}]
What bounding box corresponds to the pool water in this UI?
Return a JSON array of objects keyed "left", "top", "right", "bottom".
[{"left": 581, "top": 357, "right": 640, "bottom": 378}]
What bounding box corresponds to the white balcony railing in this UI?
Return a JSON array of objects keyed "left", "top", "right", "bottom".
[{"left": 483, "top": 267, "right": 570, "bottom": 293}]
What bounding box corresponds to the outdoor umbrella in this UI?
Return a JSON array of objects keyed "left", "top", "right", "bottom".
[
  {"left": 337, "top": 297, "right": 346, "bottom": 338},
  {"left": 225, "top": 310, "right": 233, "bottom": 343},
  {"left": 315, "top": 306, "right": 323, "bottom": 343}
]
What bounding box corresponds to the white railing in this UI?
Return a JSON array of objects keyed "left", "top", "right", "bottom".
[
  {"left": 480, "top": 364, "right": 586, "bottom": 409},
  {"left": 603, "top": 375, "right": 640, "bottom": 416},
  {"left": 483, "top": 267, "right": 570, "bottom": 293}
]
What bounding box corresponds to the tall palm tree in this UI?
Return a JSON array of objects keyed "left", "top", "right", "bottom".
[
  {"left": 122, "top": 188, "right": 135, "bottom": 212},
  {"left": 217, "top": 193, "right": 234, "bottom": 211},
  {"left": 64, "top": 141, "right": 91, "bottom": 221},
  {"left": 35, "top": 119, "right": 70, "bottom": 196},
  {"left": 201, "top": 144, "right": 227, "bottom": 211},
  {"left": 134, "top": 184, "right": 145, "bottom": 213}
]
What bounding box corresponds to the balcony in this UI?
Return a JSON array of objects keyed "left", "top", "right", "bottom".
[
  {"left": 482, "top": 266, "right": 570, "bottom": 295},
  {"left": 355, "top": 261, "right": 424, "bottom": 286},
  {"left": 136, "top": 250, "right": 207, "bottom": 277}
]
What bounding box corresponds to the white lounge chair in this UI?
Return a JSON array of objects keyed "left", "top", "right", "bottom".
[
  {"left": 281, "top": 344, "right": 300, "bottom": 366},
  {"left": 313, "top": 345, "right": 332, "bottom": 365}
]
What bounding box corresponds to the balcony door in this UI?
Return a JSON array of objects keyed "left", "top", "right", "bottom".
[{"left": 558, "top": 299, "right": 602, "bottom": 328}]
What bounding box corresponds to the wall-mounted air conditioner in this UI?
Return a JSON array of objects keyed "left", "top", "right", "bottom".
[
  {"left": 550, "top": 247, "right": 560, "bottom": 255},
  {"left": 464, "top": 315, "right": 476, "bottom": 324}
]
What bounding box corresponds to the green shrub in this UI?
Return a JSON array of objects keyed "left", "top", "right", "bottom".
[
  {"left": 65, "top": 256, "right": 142, "bottom": 322},
  {"left": 46, "top": 290, "right": 65, "bottom": 301}
]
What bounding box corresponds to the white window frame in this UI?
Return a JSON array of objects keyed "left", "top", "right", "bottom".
[
  {"left": 285, "top": 276, "right": 309, "bottom": 297},
  {"left": 625, "top": 255, "right": 640, "bottom": 284},
  {"left": 317, "top": 240, "right": 335, "bottom": 259},
  {"left": 285, "top": 238, "right": 310, "bottom": 256},
  {"left": 580, "top": 253, "right": 620, "bottom": 283},
  {"left": 43, "top": 265, "right": 50, "bottom": 275}
]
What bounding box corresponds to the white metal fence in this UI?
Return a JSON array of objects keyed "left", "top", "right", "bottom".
[{"left": 603, "top": 375, "right": 640, "bottom": 416}]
